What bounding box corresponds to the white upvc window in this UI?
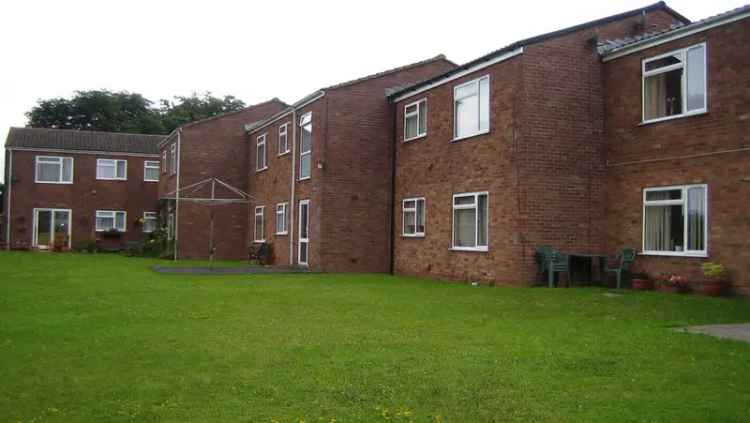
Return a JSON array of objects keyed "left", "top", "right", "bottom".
[
  {"left": 402, "top": 197, "right": 426, "bottom": 237},
  {"left": 96, "top": 159, "right": 127, "bottom": 180},
  {"left": 452, "top": 192, "right": 489, "bottom": 251},
  {"left": 299, "top": 112, "right": 312, "bottom": 180},
  {"left": 278, "top": 123, "right": 290, "bottom": 155},
  {"left": 144, "top": 161, "right": 160, "bottom": 182},
  {"left": 170, "top": 143, "right": 177, "bottom": 175},
  {"left": 642, "top": 184, "right": 708, "bottom": 257},
  {"left": 143, "top": 211, "right": 157, "bottom": 233},
  {"left": 161, "top": 150, "right": 167, "bottom": 174},
  {"left": 404, "top": 99, "right": 427, "bottom": 141},
  {"left": 35, "top": 156, "right": 73, "bottom": 184},
  {"left": 254, "top": 206, "right": 265, "bottom": 242},
  {"left": 276, "top": 202, "right": 288, "bottom": 235},
  {"left": 256, "top": 133, "right": 267, "bottom": 171},
  {"left": 95, "top": 210, "right": 126, "bottom": 232},
  {"left": 453, "top": 75, "right": 490, "bottom": 141},
  {"left": 642, "top": 42, "right": 707, "bottom": 123}
]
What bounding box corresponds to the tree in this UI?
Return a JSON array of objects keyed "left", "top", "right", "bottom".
[
  {"left": 26, "top": 90, "right": 165, "bottom": 134},
  {"left": 159, "top": 92, "right": 246, "bottom": 133}
]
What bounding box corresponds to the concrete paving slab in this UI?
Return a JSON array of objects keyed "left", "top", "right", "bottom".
[{"left": 679, "top": 323, "right": 750, "bottom": 343}]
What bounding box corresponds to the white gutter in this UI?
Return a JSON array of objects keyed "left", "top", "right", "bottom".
[
  {"left": 5, "top": 150, "right": 12, "bottom": 250},
  {"left": 173, "top": 128, "right": 182, "bottom": 260},
  {"left": 6, "top": 147, "right": 159, "bottom": 158},
  {"left": 392, "top": 47, "right": 523, "bottom": 102},
  {"left": 289, "top": 110, "right": 297, "bottom": 266},
  {"left": 603, "top": 9, "right": 750, "bottom": 62}
]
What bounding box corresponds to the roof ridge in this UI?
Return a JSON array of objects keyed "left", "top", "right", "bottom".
[
  {"left": 178, "top": 97, "right": 289, "bottom": 131},
  {"left": 11, "top": 126, "right": 166, "bottom": 138},
  {"left": 323, "top": 54, "right": 456, "bottom": 90}
]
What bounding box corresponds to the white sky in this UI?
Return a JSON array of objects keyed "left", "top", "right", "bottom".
[{"left": 0, "top": 0, "right": 743, "bottom": 182}]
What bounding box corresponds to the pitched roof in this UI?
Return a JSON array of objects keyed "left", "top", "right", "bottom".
[
  {"left": 389, "top": 1, "right": 690, "bottom": 100},
  {"left": 323, "top": 54, "right": 457, "bottom": 90},
  {"left": 599, "top": 4, "right": 750, "bottom": 57},
  {"left": 5, "top": 127, "right": 164, "bottom": 155}
]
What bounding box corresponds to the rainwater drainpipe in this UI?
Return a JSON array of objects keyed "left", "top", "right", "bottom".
[
  {"left": 289, "top": 110, "right": 297, "bottom": 266},
  {"left": 174, "top": 128, "right": 182, "bottom": 260},
  {"left": 5, "top": 150, "right": 12, "bottom": 250}
]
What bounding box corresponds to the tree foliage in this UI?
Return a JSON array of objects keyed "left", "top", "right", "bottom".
[{"left": 26, "top": 90, "right": 247, "bottom": 135}]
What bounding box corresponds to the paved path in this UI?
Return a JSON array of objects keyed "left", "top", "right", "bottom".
[
  {"left": 679, "top": 323, "right": 750, "bottom": 343},
  {"left": 152, "top": 266, "right": 310, "bottom": 274}
]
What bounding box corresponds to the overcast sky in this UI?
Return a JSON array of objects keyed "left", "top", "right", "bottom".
[{"left": 0, "top": 0, "right": 743, "bottom": 182}]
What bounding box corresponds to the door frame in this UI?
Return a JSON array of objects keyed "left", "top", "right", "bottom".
[
  {"left": 297, "top": 199, "right": 310, "bottom": 266},
  {"left": 32, "top": 208, "right": 72, "bottom": 249}
]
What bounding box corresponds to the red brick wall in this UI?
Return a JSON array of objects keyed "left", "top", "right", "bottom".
[
  {"left": 604, "top": 18, "right": 750, "bottom": 294},
  {"left": 7, "top": 150, "right": 159, "bottom": 249},
  {"left": 161, "top": 100, "right": 287, "bottom": 260},
  {"left": 392, "top": 10, "right": 680, "bottom": 285}
]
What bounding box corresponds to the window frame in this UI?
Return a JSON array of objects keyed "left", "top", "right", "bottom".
[
  {"left": 144, "top": 160, "right": 160, "bottom": 182},
  {"left": 403, "top": 98, "right": 427, "bottom": 142},
  {"left": 402, "top": 197, "right": 426, "bottom": 237},
  {"left": 170, "top": 143, "right": 177, "bottom": 175},
  {"left": 95, "top": 210, "right": 127, "bottom": 232},
  {"left": 641, "top": 42, "right": 708, "bottom": 124},
  {"left": 142, "top": 211, "right": 157, "bottom": 233},
  {"left": 641, "top": 184, "right": 708, "bottom": 257},
  {"left": 96, "top": 158, "right": 127, "bottom": 181},
  {"left": 453, "top": 75, "right": 491, "bottom": 142},
  {"left": 161, "top": 150, "right": 167, "bottom": 174},
  {"left": 278, "top": 123, "right": 290, "bottom": 156},
  {"left": 254, "top": 206, "right": 265, "bottom": 243},
  {"left": 275, "top": 202, "right": 288, "bottom": 235},
  {"left": 256, "top": 133, "right": 268, "bottom": 172},
  {"left": 451, "top": 191, "right": 489, "bottom": 252},
  {"left": 299, "top": 112, "right": 312, "bottom": 181},
  {"left": 34, "top": 155, "right": 74, "bottom": 184}
]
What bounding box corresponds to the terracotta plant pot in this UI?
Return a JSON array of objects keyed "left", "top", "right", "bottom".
[
  {"left": 632, "top": 279, "right": 653, "bottom": 290},
  {"left": 701, "top": 279, "right": 725, "bottom": 296}
]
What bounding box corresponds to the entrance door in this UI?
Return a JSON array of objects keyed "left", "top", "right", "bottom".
[
  {"left": 33, "top": 208, "right": 71, "bottom": 249},
  {"left": 298, "top": 200, "right": 309, "bottom": 266}
]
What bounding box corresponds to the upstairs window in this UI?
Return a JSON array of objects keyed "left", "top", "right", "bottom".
[
  {"left": 144, "top": 161, "right": 160, "bottom": 182},
  {"left": 143, "top": 212, "right": 157, "bottom": 233},
  {"left": 452, "top": 192, "right": 488, "bottom": 251},
  {"left": 403, "top": 198, "right": 425, "bottom": 237},
  {"left": 96, "top": 159, "right": 127, "bottom": 180},
  {"left": 254, "top": 206, "right": 265, "bottom": 242},
  {"left": 454, "top": 75, "right": 490, "bottom": 140},
  {"left": 404, "top": 99, "right": 427, "bottom": 141},
  {"left": 161, "top": 151, "right": 167, "bottom": 174},
  {"left": 170, "top": 144, "right": 177, "bottom": 175},
  {"left": 643, "top": 43, "right": 706, "bottom": 123},
  {"left": 35, "top": 156, "right": 73, "bottom": 184},
  {"left": 278, "top": 123, "right": 290, "bottom": 155},
  {"left": 299, "top": 112, "right": 312, "bottom": 180},
  {"left": 256, "top": 133, "right": 267, "bottom": 171},
  {"left": 276, "top": 202, "right": 288, "bottom": 235},
  {"left": 96, "top": 210, "right": 126, "bottom": 232},
  {"left": 643, "top": 185, "right": 707, "bottom": 256}
]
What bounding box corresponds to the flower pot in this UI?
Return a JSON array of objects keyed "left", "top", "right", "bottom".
[
  {"left": 632, "top": 279, "right": 653, "bottom": 290},
  {"left": 701, "top": 279, "right": 725, "bottom": 296}
]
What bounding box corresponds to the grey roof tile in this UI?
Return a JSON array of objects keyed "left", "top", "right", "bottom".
[{"left": 5, "top": 127, "right": 164, "bottom": 155}]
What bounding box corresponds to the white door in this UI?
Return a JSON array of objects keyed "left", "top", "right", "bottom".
[
  {"left": 33, "top": 208, "right": 72, "bottom": 249},
  {"left": 298, "top": 199, "right": 310, "bottom": 266}
]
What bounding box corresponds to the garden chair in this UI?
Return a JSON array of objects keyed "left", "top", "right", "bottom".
[
  {"left": 605, "top": 248, "right": 636, "bottom": 289},
  {"left": 536, "top": 246, "right": 570, "bottom": 288}
]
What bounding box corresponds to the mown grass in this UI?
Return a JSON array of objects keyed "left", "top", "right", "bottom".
[{"left": 1, "top": 252, "right": 749, "bottom": 422}]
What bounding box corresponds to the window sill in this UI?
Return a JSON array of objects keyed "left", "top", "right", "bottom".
[
  {"left": 144, "top": 179, "right": 159, "bottom": 183},
  {"left": 402, "top": 234, "right": 425, "bottom": 238},
  {"left": 275, "top": 232, "right": 288, "bottom": 236},
  {"left": 256, "top": 167, "right": 268, "bottom": 173},
  {"left": 451, "top": 129, "right": 490, "bottom": 143},
  {"left": 253, "top": 240, "right": 266, "bottom": 244},
  {"left": 96, "top": 230, "right": 126, "bottom": 233},
  {"left": 278, "top": 151, "right": 290, "bottom": 157},
  {"left": 640, "top": 109, "right": 707, "bottom": 126},
  {"left": 96, "top": 178, "right": 128, "bottom": 181},
  {"left": 298, "top": 176, "right": 311, "bottom": 182},
  {"left": 35, "top": 181, "right": 73, "bottom": 185},
  {"left": 450, "top": 246, "right": 488, "bottom": 252},
  {"left": 403, "top": 134, "right": 427, "bottom": 143},
  {"left": 639, "top": 251, "right": 708, "bottom": 258}
]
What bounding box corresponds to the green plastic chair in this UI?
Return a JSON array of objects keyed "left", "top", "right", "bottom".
[
  {"left": 536, "top": 246, "right": 569, "bottom": 288},
  {"left": 605, "top": 248, "right": 636, "bottom": 289}
]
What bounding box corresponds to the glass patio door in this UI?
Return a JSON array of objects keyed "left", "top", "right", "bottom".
[
  {"left": 34, "top": 209, "right": 71, "bottom": 249},
  {"left": 298, "top": 200, "right": 309, "bottom": 266}
]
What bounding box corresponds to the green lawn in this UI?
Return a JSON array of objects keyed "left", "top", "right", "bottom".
[{"left": 1, "top": 252, "right": 749, "bottom": 422}]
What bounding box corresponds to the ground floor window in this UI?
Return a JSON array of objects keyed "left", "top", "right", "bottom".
[
  {"left": 96, "top": 210, "right": 126, "bottom": 232},
  {"left": 643, "top": 184, "right": 707, "bottom": 256},
  {"left": 452, "top": 192, "right": 488, "bottom": 251},
  {"left": 143, "top": 212, "right": 157, "bottom": 233},
  {"left": 254, "top": 206, "right": 265, "bottom": 242},
  {"left": 276, "top": 203, "right": 288, "bottom": 235},
  {"left": 402, "top": 197, "right": 425, "bottom": 236}
]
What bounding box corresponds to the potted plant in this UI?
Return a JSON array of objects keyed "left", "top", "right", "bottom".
[
  {"left": 656, "top": 273, "right": 690, "bottom": 294},
  {"left": 701, "top": 262, "right": 729, "bottom": 296},
  {"left": 631, "top": 272, "right": 653, "bottom": 290}
]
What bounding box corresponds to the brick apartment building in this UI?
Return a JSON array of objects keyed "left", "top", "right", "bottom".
[
  {"left": 3, "top": 2, "right": 749, "bottom": 293},
  {"left": 3, "top": 128, "right": 163, "bottom": 249}
]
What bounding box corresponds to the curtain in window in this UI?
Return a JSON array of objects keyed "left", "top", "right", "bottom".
[
  {"left": 645, "top": 205, "right": 671, "bottom": 251},
  {"left": 477, "top": 195, "right": 487, "bottom": 246},
  {"left": 687, "top": 186, "right": 706, "bottom": 250},
  {"left": 644, "top": 75, "right": 667, "bottom": 121},
  {"left": 38, "top": 162, "right": 59, "bottom": 181},
  {"left": 454, "top": 208, "right": 476, "bottom": 247},
  {"left": 62, "top": 159, "right": 72, "bottom": 181}
]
